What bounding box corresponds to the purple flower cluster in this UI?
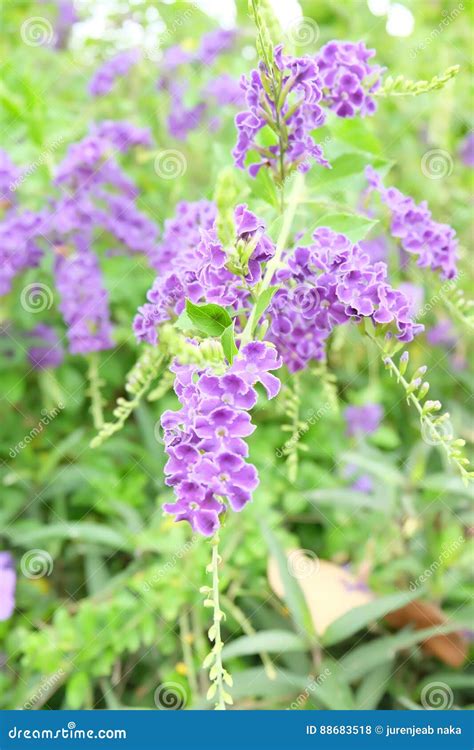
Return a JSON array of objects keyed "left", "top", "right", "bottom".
[
  {"left": 196, "top": 29, "right": 236, "bottom": 66},
  {"left": 315, "top": 41, "right": 383, "bottom": 118},
  {"left": 161, "top": 342, "right": 281, "bottom": 535},
  {"left": 204, "top": 74, "right": 246, "bottom": 107},
  {"left": 366, "top": 166, "right": 459, "bottom": 280},
  {"left": 344, "top": 403, "right": 383, "bottom": 437},
  {"left": 50, "top": 121, "right": 158, "bottom": 259},
  {"left": 0, "top": 211, "right": 45, "bottom": 295},
  {"left": 27, "top": 323, "right": 64, "bottom": 370},
  {"left": 89, "top": 49, "right": 140, "bottom": 97},
  {"left": 162, "top": 81, "right": 207, "bottom": 141},
  {"left": 233, "top": 45, "right": 328, "bottom": 179},
  {"left": 0, "top": 552, "right": 15, "bottom": 621},
  {"left": 53, "top": 237, "right": 113, "bottom": 354},
  {"left": 267, "top": 227, "right": 423, "bottom": 372},
  {"left": 134, "top": 203, "right": 275, "bottom": 345}
]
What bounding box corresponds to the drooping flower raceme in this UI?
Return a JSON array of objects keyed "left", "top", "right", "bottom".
[
  {"left": 366, "top": 166, "right": 459, "bottom": 279},
  {"left": 0, "top": 552, "right": 16, "bottom": 621},
  {"left": 53, "top": 237, "right": 113, "bottom": 354},
  {"left": 267, "top": 227, "right": 423, "bottom": 372},
  {"left": 161, "top": 342, "right": 281, "bottom": 536},
  {"left": 133, "top": 203, "right": 274, "bottom": 345},
  {"left": 315, "top": 41, "right": 383, "bottom": 118},
  {"left": 88, "top": 49, "right": 140, "bottom": 97},
  {"left": 233, "top": 45, "right": 328, "bottom": 180}
]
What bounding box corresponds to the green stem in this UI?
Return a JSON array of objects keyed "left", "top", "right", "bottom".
[
  {"left": 87, "top": 353, "right": 104, "bottom": 430},
  {"left": 179, "top": 611, "right": 199, "bottom": 697},
  {"left": 221, "top": 594, "right": 276, "bottom": 680},
  {"left": 240, "top": 171, "right": 304, "bottom": 346},
  {"left": 211, "top": 537, "right": 226, "bottom": 711}
]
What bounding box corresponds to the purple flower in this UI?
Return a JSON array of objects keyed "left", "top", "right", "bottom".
[
  {"left": 0, "top": 211, "right": 45, "bottom": 296},
  {"left": 398, "top": 283, "right": 424, "bottom": 317},
  {"left": 267, "top": 227, "right": 423, "bottom": 372},
  {"left": 133, "top": 203, "right": 274, "bottom": 345},
  {"left": 0, "top": 552, "right": 16, "bottom": 621},
  {"left": 366, "top": 166, "right": 459, "bottom": 280},
  {"left": 53, "top": 237, "right": 114, "bottom": 354},
  {"left": 88, "top": 49, "right": 140, "bottom": 97},
  {"left": 344, "top": 403, "right": 383, "bottom": 437},
  {"left": 27, "top": 323, "right": 64, "bottom": 370},
  {"left": 196, "top": 29, "right": 236, "bottom": 66},
  {"left": 233, "top": 45, "right": 328, "bottom": 181},
  {"left": 316, "top": 40, "right": 383, "bottom": 118},
  {"left": 161, "top": 343, "right": 281, "bottom": 535},
  {"left": 459, "top": 132, "right": 474, "bottom": 168},
  {"left": 359, "top": 235, "right": 388, "bottom": 263},
  {"left": 204, "top": 74, "right": 246, "bottom": 107},
  {"left": 427, "top": 319, "right": 457, "bottom": 348}
]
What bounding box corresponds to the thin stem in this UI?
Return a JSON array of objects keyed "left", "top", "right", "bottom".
[
  {"left": 87, "top": 353, "right": 104, "bottom": 430},
  {"left": 179, "top": 611, "right": 199, "bottom": 697},
  {"left": 221, "top": 594, "right": 277, "bottom": 680},
  {"left": 240, "top": 171, "right": 304, "bottom": 347},
  {"left": 211, "top": 537, "right": 226, "bottom": 710}
]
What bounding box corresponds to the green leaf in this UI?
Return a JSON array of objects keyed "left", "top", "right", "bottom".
[
  {"left": 185, "top": 300, "right": 232, "bottom": 337},
  {"left": 314, "top": 213, "right": 379, "bottom": 243},
  {"left": 221, "top": 322, "right": 238, "bottom": 364},
  {"left": 222, "top": 630, "right": 307, "bottom": 659},
  {"left": 65, "top": 672, "right": 90, "bottom": 709},
  {"left": 254, "top": 286, "right": 278, "bottom": 323},
  {"left": 250, "top": 166, "right": 279, "bottom": 208},
  {"left": 322, "top": 590, "right": 420, "bottom": 646},
  {"left": 356, "top": 662, "right": 393, "bottom": 709},
  {"left": 312, "top": 153, "right": 391, "bottom": 188},
  {"left": 260, "top": 520, "right": 315, "bottom": 639},
  {"left": 339, "top": 623, "right": 463, "bottom": 682}
]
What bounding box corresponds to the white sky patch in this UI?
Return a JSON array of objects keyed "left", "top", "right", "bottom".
[
  {"left": 386, "top": 3, "right": 415, "bottom": 37},
  {"left": 367, "top": 0, "right": 391, "bottom": 16},
  {"left": 194, "top": 0, "right": 236, "bottom": 27},
  {"left": 268, "top": 0, "right": 303, "bottom": 26}
]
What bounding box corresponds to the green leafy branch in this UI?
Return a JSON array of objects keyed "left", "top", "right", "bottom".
[
  {"left": 90, "top": 347, "right": 165, "bottom": 448},
  {"left": 201, "top": 537, "right": 233, "bottom": 710},
  {"left": 377, "top": 65, "right": 460, "bottom": 98},
  {"left": 381, "top": 348, "right": 472, "bottom": 484}
]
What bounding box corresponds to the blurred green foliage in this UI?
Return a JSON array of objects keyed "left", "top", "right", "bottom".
[{"left": 0, "top": 0, "right": 472, "bottom": 711}]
